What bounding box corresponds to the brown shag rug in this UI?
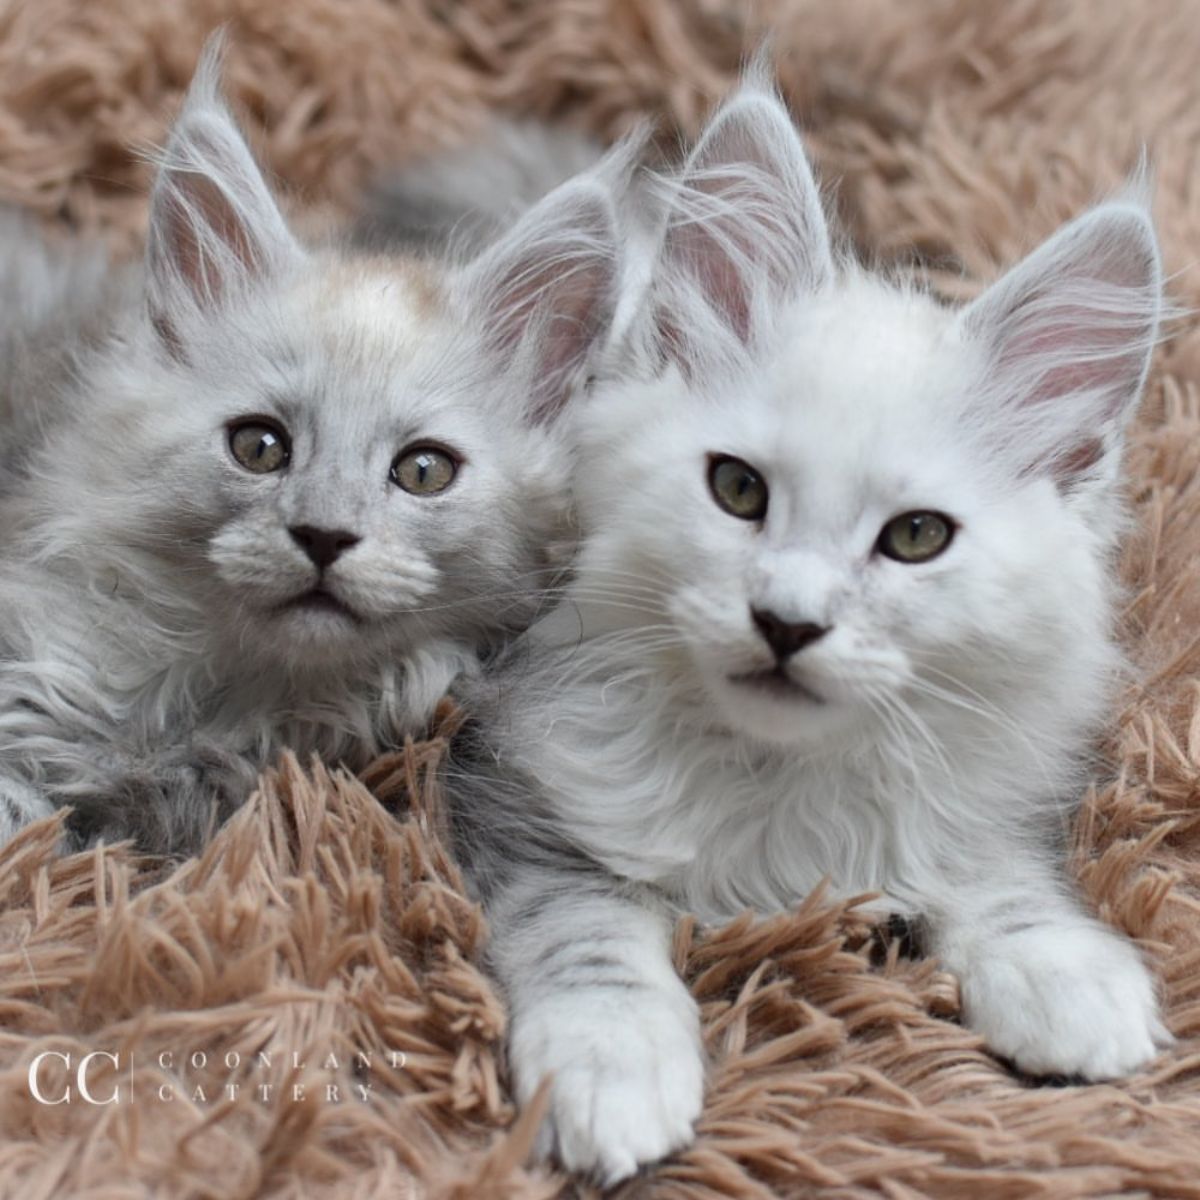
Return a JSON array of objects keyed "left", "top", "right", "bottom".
[{"left": 4, "top": 1, "right": 1200, "bottom": 1196}]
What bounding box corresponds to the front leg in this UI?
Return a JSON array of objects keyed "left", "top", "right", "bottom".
[
  {"left": 923, "top": 857, "right": 1170, "bottom": 1080},
  {"left": 488, "top": 866, "right": 704, "bottom": 1184}
]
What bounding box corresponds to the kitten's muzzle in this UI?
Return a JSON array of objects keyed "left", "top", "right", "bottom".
[
  {"left": 288, "top": 524, "right": 361, "bottom": 570},
  {"left": 727, "top": 664, "right": 825, "bottom": 705},
  {"left": 277, "top": 585, "right": 361, "bottom": 622},
  {"left": 750, "top": 608, "right": 830, "bottom": 661}
]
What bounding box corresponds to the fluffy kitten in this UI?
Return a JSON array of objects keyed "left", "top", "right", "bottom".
[
  {"left": 448, "top": 81, "right": 1170, "bottom": 1182},
  {"left": 0, "top": 40, "right": 621, "bottom": 856}
]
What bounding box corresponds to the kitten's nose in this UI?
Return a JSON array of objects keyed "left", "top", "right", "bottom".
[
  {"left": 751, "top": 608, "right": 830, "bottom": 661},
  {"left": 288, "top": 525, "right": 361, "bottom": 570}
]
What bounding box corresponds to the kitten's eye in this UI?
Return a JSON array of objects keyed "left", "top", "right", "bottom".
[
  {"left": 877, "top": 511, "right": 955, "bottom": 563},
  {"left": 229, "top": 420, "right": 290, "bottom": 473},
  {"left": 708, "top": 455, "right": 768, "bottom": 521},
  {"left": 391, "top": 446, "right": 458, "bottom": 495}
]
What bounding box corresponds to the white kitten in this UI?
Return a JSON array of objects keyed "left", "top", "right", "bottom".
[
  {"left": 0, "top": 38, "right": 622, "bottom": 856},
  {"left": 449, "top": 79, "right": 1170, "bottom": 1182}
]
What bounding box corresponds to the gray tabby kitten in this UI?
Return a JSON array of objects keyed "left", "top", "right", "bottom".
[{"left": 0, "top": 40, "right": 621, "bottom": 856}]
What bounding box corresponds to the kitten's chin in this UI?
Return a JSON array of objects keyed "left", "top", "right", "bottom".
[
  {"left": 706, "top": 671, "right": 857, "bottom": 748},
  {"left": 234, "top": 603, "right": 378, "bottom": 669},
  {"left": 278, "top": 606, "right": 361, "bottom": 637}
]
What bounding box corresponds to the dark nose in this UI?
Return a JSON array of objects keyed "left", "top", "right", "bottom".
[
  {"left": 751, "top": 608, "right": 830, "bottom": 661},
  {"left": 288, "top": 525, "right": 361, "bottom": 570}
]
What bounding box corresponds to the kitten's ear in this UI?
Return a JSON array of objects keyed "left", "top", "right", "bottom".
[
  {"left": 653, "top": 77, "right": 832, "bottom": 361},
  {"left": 958, "top": 202, "right": 1161, "bottom": 489},
  {"left": 459, "top": 167, "right": 622, "bottom": 425},
  {"left": 146, "top": 36, "right": 302, "bottom": 348}
]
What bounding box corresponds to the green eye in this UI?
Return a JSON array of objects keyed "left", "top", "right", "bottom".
[
  {"left": 391, "top": 446, "right": 458, "bottom": 495},
  {"left": 229, "top": 420, "right": 289, "bottom": 473},
  {"left": 709, "top": 455, "right": 768, "bottom": 521},
  {"left": 877, "top": 511, "right": 955, "bottom": 563}
]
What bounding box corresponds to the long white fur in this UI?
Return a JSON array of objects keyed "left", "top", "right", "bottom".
[{"left": 449, "top": 77, "right": 1172, "bottom": 1183}]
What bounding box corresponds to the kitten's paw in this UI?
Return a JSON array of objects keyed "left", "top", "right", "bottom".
[
  {"left": 511, "top": 991, "right": 704, "bottom": 1184},
  {"left": 961, "top": 923, "right": 1170, "bottom": 1081}
]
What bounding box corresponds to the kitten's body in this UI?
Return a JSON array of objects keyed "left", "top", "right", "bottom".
[
  {"left": 0, "top": 44, "right": 622, "bottom": 855},
  {"left": 447, "top": 84, "right": 1170, "bottom": 1183}
]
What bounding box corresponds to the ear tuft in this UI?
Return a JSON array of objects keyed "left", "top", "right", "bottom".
[
  {"left": 959, "top": 201, "right": 1162, "bottom": 491},
  {"left": 145, "top": 33, "right": 302, "bottom": 350}
]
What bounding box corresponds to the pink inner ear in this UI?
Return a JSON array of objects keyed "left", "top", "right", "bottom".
[
  {"left": 993, "top": 302, "right": 1151, "bottom": 489},
  {"left": 537, "top": 275, "right": 610, "bottom": 418},
  {"left": 660, "top": 159, "right": 820, "bottom": 350},
  {"left": 160, "top": 172, "right": 258, "bottom": 305},
  {"left": 998, "top": 297, "right": 1149, "bottom": 412},
  {"left": 663, "top": 214, "right": 755, "bottom": 345},
  {"left": 1053, "top": 438, "right": 1105, "bottom": 484},
  {"left": 468, "top": 179, "right": 617, "bottom": 426},
  {"left": 483, "top": 246, "right": 614, "bottom": 426},
  {"left": 968, "top": 206, "right": 1161, "bottom": 491},
  {"left": 652, "top": 93, "right": 832, "bottom": 367}
]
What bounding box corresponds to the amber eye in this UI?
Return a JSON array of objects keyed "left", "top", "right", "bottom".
[
  {"left": 391, "top": 446, "right": 458, "bottom": 495},
  {"left": 877, "top": 511, "right": 956, "bottom": 563},
  {"left": 708, "top": 455, "right": 768, "bottom": 521},
  {"left": 229, "top": 420, "right": 290, "bottom": 473}
]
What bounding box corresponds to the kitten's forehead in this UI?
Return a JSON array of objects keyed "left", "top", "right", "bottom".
[
  {"left": 773, "top": 281, "right": 957, "bottom": 425},
  {"left": 756, "top": 280, "right": 976, "bottom": 504},
  {"left": 294, "top": 253, "right": 447, "bottom": 360},
  {"left": 257, "top": 252, "right": 497, "bottom": 442}
]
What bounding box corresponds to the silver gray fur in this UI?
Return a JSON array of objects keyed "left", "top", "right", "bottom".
[
  {"left": 0, "top": 210, "right": 135, "bottom": 486},
  {"left": 0, "top": 41, "right": 622, "bottom": 857}
]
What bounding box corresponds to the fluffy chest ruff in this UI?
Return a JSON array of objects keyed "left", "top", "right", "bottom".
[
  {"left": 0, "top": 568, "right": 470, "bottom": 851},
  {"left": 495, "top": 657, "right": 1087, "bottom": 925}
]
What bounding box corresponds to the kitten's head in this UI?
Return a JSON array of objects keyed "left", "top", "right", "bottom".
[
  {"left": 576, "top": 83, "right": 1161, "bottom": 753},
  {"left": 42, "top": 39, "right": 620, "bottom": 673}
]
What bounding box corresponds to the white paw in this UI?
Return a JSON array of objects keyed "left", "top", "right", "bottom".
[
  {"left": 961, "top": 922, "right": 1171, "bottom": 1080},
  {"left": 510, "top": 989, "right": 705, "bottom": 1184}
]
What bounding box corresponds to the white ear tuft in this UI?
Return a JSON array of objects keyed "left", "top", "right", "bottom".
[
  {"left": 651, "top": 80, "right": 832, "bottom": 367},
  {"left": 459, "top": 159, "right": 624, "bottom": 425},
  {"left": 145, "top": 33, "right": 302, "bottom": 350},
  {"left": 958, "top": 202, "right": 1162, "bottom": 490}
]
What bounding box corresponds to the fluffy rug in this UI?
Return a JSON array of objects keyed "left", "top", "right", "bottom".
[{"left": 3, "top": 1, "right": 1200, "bottom": 1195}]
